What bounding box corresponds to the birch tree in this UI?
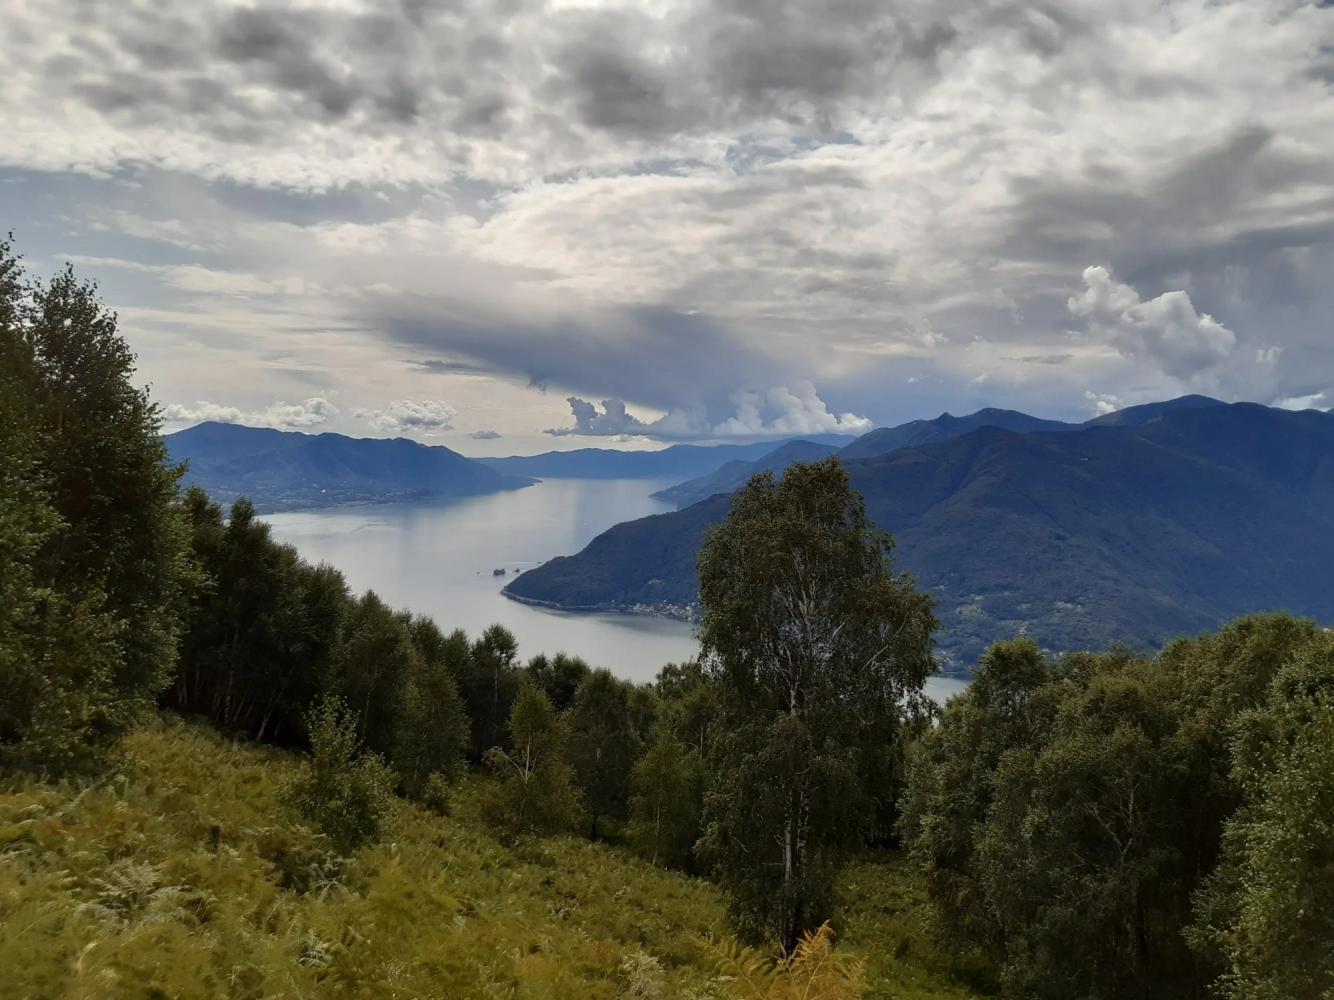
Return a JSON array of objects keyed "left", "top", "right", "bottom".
[{"left": 696, "top": 458, "right": 936, "bottom": 949}]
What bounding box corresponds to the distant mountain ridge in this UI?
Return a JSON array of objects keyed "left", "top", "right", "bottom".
[
  {"left": 166, "top": 422, "right": 533, "bottom": 512},
  {"left": 652, "top": 408, "right": 1081, "bottom": 509},
  {"left": 839, "top": 407, "right": 1078, "bottom": 460},
  {"left": 504, "top": 399, "right": 1334, "bottom": 672},
  {"left": 475, "top": 435, "right": 849, "bottom": 480},
  {"left": 651, "top": 439, "right": 841, "bottom": 507}
]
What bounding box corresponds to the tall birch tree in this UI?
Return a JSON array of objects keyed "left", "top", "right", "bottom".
[{"left": 696, "top": 458, "right": 936, "bottom": 949}]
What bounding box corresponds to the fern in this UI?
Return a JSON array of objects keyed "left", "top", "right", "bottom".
[{"left": 701, "top": 923, "right": 868, "bottom": 1000}]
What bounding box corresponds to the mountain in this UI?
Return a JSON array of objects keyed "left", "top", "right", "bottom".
[
  {"left": 838, "top": 407, "right": 1078, "bottom": 460},
  {"left": 651, "top": 439, "right": 840, "bottom": 507},
  {"left": 167, "top": 422, "right": 533, "bottom": 512},
  {"left": 475, "top": 435, "right": 849, "bottom": 480},
  {"left": 1084, "top": 393, "right": 1223, "bottom": 427},
  {"left": 651, "top": 409, "right": 1076, "bottom": 509},
  {"left": 505, "top": 402, "right": 1334, "bottom": 672}
]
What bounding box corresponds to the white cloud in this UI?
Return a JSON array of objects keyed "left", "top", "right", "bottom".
[
  {"left": 547, "top": 382, "right": 869, "bottom": 439},
  {"left": 469, "top": 429, "right": 502, "bottom": 440},
  {"left": 712, "top": 383, "right": 872, "bottom": 437},
  {"left": 1068, "top": 266, "right": 1237, "bottom": 382},
  {"left": 161, "top": 400, "right": 244, "bottom": 425},
  {"left": 1083, "top": 391, "right": 1122, "bottom": 417},
  {"left": 256, "top": 397, "right": 340, "bottom": 428},
  {"left": 354, "top": 400, "right": 458, "bottom": 435},
  {"left": 162, "top": 397, "right": 337, "bottom": 429},
  {"left": 1273, "top": 390, "right": 1332, "bottom": 412}
]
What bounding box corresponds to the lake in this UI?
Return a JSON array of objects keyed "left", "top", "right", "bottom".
[{"left": 265, "top": 478, "right": 970, "bottom": 701}]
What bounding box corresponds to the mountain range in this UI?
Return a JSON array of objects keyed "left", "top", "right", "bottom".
[
  {"left": 651, "top": 396, "right": 1229, "bottom": 509},
  {"left": 166, "top": 422, "right": 534, "bottom": 512},
  {"left": 474, "top": 435, "right": 849, "bottom": 480},
  {"left": 504, "top": 398, "right": 1334, "bottom": 672}
]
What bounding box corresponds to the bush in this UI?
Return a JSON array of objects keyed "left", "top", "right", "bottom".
[{"left": 287, "top": 697, "right": 394, "bottom": 854}]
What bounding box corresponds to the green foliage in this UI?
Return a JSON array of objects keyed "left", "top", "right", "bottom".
[
  {"left": 702, "top": 923, "right": 868, "bottom": 1000},
  {"left": 0, "top": 238, "right": 193, "bottom": 773},
  {"left": 392, "top": 616, "right": 470, "bottom": 801},
  {"left": 527, "top": 651, "right": 593, "bottom": 711},
  {"left": 630, "top": 726, "right": 703, "bottom": 870},
  {"left": 484, "top": 683, "right": 583, "bottom": 837},
  {"left": 462, "top": 623, "right": 523, "bottom": 759},
  {"left": 0, "top": 716, "right": 976, "bottom": 999},
  {"left": 288, "top": 697, "right": 395, "bottom": 854},
  {"left": 1192, "top": 633, "right": 1334, "bottom": 999},
  {"left": 569, "top": 668, "right": 646, "bottom": 838},
  {"left": 172, "top": 491, "right": 348, "bottom": 743},
  {"left": 901, "top": 614, "right": 1324, "bottom": 999},
  {"left": 696, "top": 458, "right": 937, "bottom": 949}
]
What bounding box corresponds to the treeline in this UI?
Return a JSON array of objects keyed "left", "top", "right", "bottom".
[
  {"left": 168, "top": 485, "right": 712, "bottom": 856},
  {"left": 3, "top": 241, "right": 1332, "bottom": 997},
  {"left": 900, "top": 617, "right": 1334, "bottom": 999}
]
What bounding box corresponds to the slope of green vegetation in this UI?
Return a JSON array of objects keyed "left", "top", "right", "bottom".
[{"left": 0, "top": 715, "right": 980, "bottom": 1000}]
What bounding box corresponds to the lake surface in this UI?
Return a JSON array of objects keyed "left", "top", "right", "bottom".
[{"left": 264, "top": 478, "right": 970, "bottom": 701}]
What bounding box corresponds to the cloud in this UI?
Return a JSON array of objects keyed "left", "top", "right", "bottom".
[
  {"left": 1083, "top": 391, "right": 1123, "bottom": 417},
  {"left": 4, "top": 0, "right": 1333, "bottom": 436},
  {"left": 1273, "top": 389, "right": 1332, "bottom": 412},
  {"left": 161, "top": 400, "right": 244, "bottom": 425},
  {"left": 1068, "top": 266, "right": 1237, "bottom": 382},
  {"left": 163, "top": 396, "right": 338, "bottom": 429},
  {"left": 547, "top": 382, "right": 869, "bottom": 439},
  {"left": 712, "top": 383, "right": 872, "bottom": 437},
  {"left": 354, "top": 399, "right": 458, "bottom": 435},
  {"left": 548, "top": 397, "right": 647, "bottom": 437},
  {"left": 469, "top": 429, "right": 502, "bottom": 440}
]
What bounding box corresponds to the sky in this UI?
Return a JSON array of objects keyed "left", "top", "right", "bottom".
[{"left": 3, "top": 0, "right": 1332, "bottom": 455}]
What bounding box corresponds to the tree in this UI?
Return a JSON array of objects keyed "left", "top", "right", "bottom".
[
  {"left": 898, "top": 638, "right": 1056, "bottom": 953},
  {"left": 655, "top": 661, "right": 720, "bottom": 756},
  {"left": 629, "top": 726, "right": 702, "bottom": 869},
  {"left": 568, "top": 668, "right": 642, "bottom": 838},
  {"left": 288, "top": 696, "right": 395, "bottom": 854},
  {"left": 463, "top": 624, "right": 521, "bottom": 759},
  {"left": 900, "top": 615, "right": 1323, "bottom": 999},
  {"left": 696, "top": 458, "right": 937, "bottom": 949},
  {"left": 328, "top": 591, "right": 417, "bottom": 756},
  {"left": 1192, "top": 633, "right": 1334, "bottom": 999},
  {"left": 18, "top": 259, "right": 195, "bottom": 717},
  {"left": 393, "top": 616, "right": 470, "bottom": 801},
  {"left": 526, "top": 652, "right": 591, "bottom": 711},
  {"left": 0, "top": 238, "right": 193, "bottom": 771},
  {"left": 0, "top": 377, "right": 123, "bottom": 772},
  {"left": 483, "top": 683, "right": 581, "bottom": 837},
  {"left": 171, "top": 492, "right": 348, "bottom": 744}
]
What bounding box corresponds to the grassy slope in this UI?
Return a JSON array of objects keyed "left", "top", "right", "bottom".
[{"left": 0, "top": 716, "right": 982, "bottom": 1000}]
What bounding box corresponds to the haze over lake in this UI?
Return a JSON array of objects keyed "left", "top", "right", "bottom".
[{"left": 265, "top": 477, "right": 969, "bottom": 700}]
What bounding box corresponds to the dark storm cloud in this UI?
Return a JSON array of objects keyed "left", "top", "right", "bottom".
[{"left": 378, "top": 299, "right": 784, "bottom": 417}]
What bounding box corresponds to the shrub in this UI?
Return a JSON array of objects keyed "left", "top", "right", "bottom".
[{"left": 287, "top": 697, "right": 394, "bottom": 854}]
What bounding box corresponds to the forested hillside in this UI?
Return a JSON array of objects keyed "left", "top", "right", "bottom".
[{"left": 167, "top": 421, "right": 533, "bottom": 512}]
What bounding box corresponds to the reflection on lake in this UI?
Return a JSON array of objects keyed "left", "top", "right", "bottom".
[{"left": 264, "top": 477, "right": 969, "bottom": 700}]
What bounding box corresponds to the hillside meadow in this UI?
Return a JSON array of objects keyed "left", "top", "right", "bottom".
[{"left": 0, "top": 715, "right": 984, "bottom": 1000}]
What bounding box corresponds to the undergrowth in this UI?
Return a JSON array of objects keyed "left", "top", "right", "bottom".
[{"left": 0, "top": 715, "right": 984, "bottom": 999}]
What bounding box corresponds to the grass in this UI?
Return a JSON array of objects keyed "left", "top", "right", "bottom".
[{"left": 0, "top": 715, "right": 986, "bottom": 999}]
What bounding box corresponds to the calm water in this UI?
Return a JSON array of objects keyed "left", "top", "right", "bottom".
[{"left": 264, "top": 478, "right": 970, "bottom": 700}]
